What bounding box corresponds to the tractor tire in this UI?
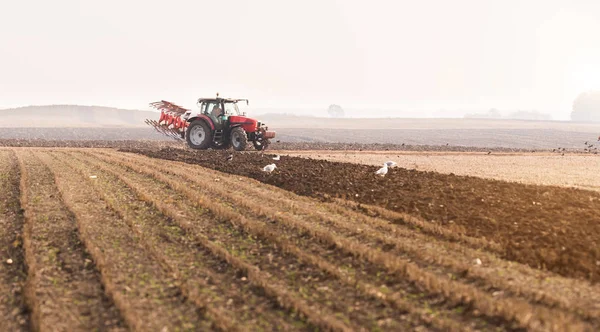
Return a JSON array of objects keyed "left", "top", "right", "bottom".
[
  {"left": 186, "top": 120, "right": 211, "bottom": 150},
  {"left": 230, "top": 127, "right": 248, "bottom": 151}
]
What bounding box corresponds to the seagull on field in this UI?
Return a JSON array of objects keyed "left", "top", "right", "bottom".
[
  {"left": 273, "top": 155, "right": 281, "bottom": 161},
  {"left": 263, "top": 164, "right": 277, "bottom": 173},
  {"left": 384, "top": 161, "right": 397, "bottom": 167},
  {"left": 226, "top": 154, "right": 234, "bottom": 161},
  {"left": 375, "top": 164, "right": 388, "bottom": 177}
]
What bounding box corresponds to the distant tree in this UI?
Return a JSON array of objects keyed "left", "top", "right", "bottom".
[
  {"left": 571, "top": 91, "right": 600, "bottom": 122},
  {"left": 327, "top": 104, "right": 345, "bottom": 118}
]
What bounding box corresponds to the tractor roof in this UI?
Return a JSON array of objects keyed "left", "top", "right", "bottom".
[{"left": 197, "top": 97, "right": 249, "bottom": 104}]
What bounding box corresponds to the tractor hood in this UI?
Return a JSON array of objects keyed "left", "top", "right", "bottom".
[{"left": 229, "top": 115, "right": 258, "bottom": 132}]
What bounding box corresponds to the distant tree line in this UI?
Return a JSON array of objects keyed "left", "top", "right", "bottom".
[{"left": 464, "top": 108, "right": 552, "bottom": 120}]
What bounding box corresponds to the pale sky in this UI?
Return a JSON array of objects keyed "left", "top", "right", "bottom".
[{"left": 1, "top": 0, "right": 600, "bottom": 119}]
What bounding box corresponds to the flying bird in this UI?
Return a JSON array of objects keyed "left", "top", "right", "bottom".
[
  {"left": 375, "top": 164, "right": 388, "bottom": 177},
  {"left": 263, "top": 164, "right": 277, "bottom": 173},
  {"left": 384, "top": 161, "right": 397, "bottom": 167},
  {"left": 273, "top": 155, "right": 281, "bottom": 161}
]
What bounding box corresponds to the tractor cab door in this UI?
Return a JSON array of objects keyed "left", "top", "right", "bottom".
[{"left": 204, "top": 101, "right": 226, "bottom": 130}]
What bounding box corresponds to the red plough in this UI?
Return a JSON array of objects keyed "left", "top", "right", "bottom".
[{"left": 146, "top": 100, "right": 190, "bottom": 140}]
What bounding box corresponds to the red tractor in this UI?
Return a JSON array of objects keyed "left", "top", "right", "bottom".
[{"left": 146, "top": 96, "right": 276, "bottom": 151}]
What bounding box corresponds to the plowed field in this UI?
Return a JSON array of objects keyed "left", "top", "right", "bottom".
[{"left": 2, "top": 148, "right": 600, "bottom": 331}]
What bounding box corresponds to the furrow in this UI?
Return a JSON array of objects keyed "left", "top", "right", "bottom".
[
  {"left": 35, "top": 151, "right": 207, "bottom": 331},
  {"left": 45, "top": 151, "right": 310, "bottom": 331},
  {"left": 83, "top": 150, "right": 510, "bottom": 331},
  {"left": 324, "top": 200, "right": 600, "bottom": 324},
  {"left": 0, "top": 149, "right": 29, "bottom": 331},
  {"left": 15, "top": 150, "right": 127, "bottom": 331},
  {"left": 68, "top": 151, "right": 357, "bottom": 331},
  {"left": 94, "top": 150, "right": 591, "bottom": 332},
  {"left": 332, "top": 198, "right": 503, "bottom": 252},
  {"left": 105, "top": 149, "right": 600, "bottom": 325}
]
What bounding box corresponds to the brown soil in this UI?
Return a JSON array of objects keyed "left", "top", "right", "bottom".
[
  {"left": 0, "top": 151, "right": 29, "bottom": 331},
  {"left": 123, "top": 147, "right": 600, "bottom": 283},
  {"left": 3, "top": 147, "right": 600, "bottom": 331},
  {"left": 280, "top": 151, "right": 600, "bottom": 192}
]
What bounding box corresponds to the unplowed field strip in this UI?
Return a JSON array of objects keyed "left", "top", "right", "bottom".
[
  {"left": 0, "top": 150, "right": 29, "bottom": 331},
  {"left": 34, "top": 152, "right": 209, "bottom": 331},
  {"left": 3, "top": 147, "right": 600, "bottom": 331},
  {"left": 42, "top": 151, "right": 310, "bottom": 331},
  {"left": 15, "top": 150, "right": 126, "bottom": 331}
]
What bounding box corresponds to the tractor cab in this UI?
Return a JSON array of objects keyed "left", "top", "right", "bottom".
[{"left": 197, "top": 98, "right": 247, "bottom": 131}]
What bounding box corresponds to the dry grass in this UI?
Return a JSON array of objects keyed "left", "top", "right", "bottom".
[
  {"left": 35, "top": 151, "right": 204, "bottom": 331},
  {"left": 48, "top": 151, "right": 307, "bottom": 331},
  {"left": 16, "top": 150, "right": 125, "bottom": 331}
]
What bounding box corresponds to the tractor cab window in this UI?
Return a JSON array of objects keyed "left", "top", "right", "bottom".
[
  {"left": 223, "top": 102, "right": 240, "bottom": 116},
  {"left": 205, "top": 102, "right": 222, "bottom": 118}
]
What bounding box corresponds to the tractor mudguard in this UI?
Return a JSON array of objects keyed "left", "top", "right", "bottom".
[{"left": 187, "top": 115, "right": 215, "bottom": 131}]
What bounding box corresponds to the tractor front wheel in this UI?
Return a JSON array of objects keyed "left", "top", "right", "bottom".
[
  {"left": 186, "top": 120, "right": 211, "bottom": 149},
  {"left": 230, "top": 127, "right": 248, "bottom": 151}
]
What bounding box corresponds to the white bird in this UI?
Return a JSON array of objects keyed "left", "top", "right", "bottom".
[
  {"left": 375, "top": 164, "right": 388, "bottom": 176},
  {"left": 384, "top": 161, "right": 397, "bottom": 167},
  {"left": 273, "top": 155, "right": 281, "bottom": 161},
  {"left": 263, "top": 164, "right": 277, "bottom": 173},
  {"left": 226, "top": 154, "right": 234, "bottom": 161}
]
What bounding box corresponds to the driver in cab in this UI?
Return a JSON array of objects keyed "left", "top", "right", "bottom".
[{"left": 211, "top": 104, "right": 222, "bottom": 118}]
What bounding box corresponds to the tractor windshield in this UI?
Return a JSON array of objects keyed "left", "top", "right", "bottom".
[{"left": 223, "top": 102, "right": 241, "bottom": 116}]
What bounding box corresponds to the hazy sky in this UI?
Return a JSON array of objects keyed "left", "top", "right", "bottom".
[{"left": 1, "top": 0, "right": 600, "bottom": 119}]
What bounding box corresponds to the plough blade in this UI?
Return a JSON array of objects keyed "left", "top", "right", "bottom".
[
  {"left": 146, "top": 100, "right": 189, "bottom": 141},
  {"left": 145, "top": 118, "right": 185, "bottom": 141}
]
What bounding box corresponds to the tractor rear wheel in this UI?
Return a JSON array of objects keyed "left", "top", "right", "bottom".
[
  {"left": 230, "top": 127, "right": 248, "bottom": 151},
  {"left": 186, "top": 120, "right": 211, "bottom": 149}
]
